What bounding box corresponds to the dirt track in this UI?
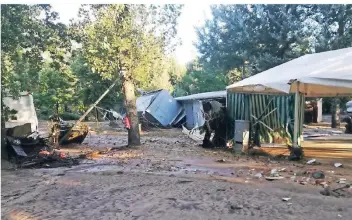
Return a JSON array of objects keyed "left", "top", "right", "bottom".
[{"left": 2, "top": 122, "right": 352, "bottom": 220}]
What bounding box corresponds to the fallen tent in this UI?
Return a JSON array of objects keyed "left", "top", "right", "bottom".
[
  {"left": 227, "top": 47, "right": 352, "bottom": 148},
  {"left": 136, "top": 89, "right": 184, "bottom": 127}
]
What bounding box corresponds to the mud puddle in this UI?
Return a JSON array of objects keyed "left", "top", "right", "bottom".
[{"left": 174, "top": 158, "right": 266, "bottom": 177}]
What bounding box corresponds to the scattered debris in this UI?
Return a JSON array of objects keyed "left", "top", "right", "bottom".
[
  {"left": 307, "top": 159, "right": 318, "bottom": 165},
  {"left": 11, "top": 145, "right": 27, "bottom": 157},
  {"left": 311, "top": 171, "right": 325, "bottom": 179},
  {"left": 282, "top": 197, "right": 291, "bottom": 202},
  {"left": 230, "top": 204, "right": 243, "bottom": 210},
  {"left": 39, "top": 150, "right": 50, "bottom": 156},
  {"left": 337, "top": 178, "right": 347, "bottom": 184},
  {"left": 254, "top": 173, "right": 263, "bottom": 178},
  {"left": 320, "top": 184, "right": 351, "bottom": 198},
  {"left": 177, "top": 180, "right": 193, "bottom": 184},
  {"left": 334, "top": 163, "right": 343, "bottom": 168},
  {"left": 182, "top": 126, "right": 204, "bottom": 141},
  {"left": 315, "top": 179, "right": 328, "bottom": 187},
  {"left": 50, "top": 115, "right": 89, "bottom": 146},
  {"left": 270, "top": 169, "right": 280, "bottom": 177},
  {"left": 216, "top": 159, "right": 226, "bottom": 163},
  {"left": 265, "top": 176, "right": 284, "bottom": 181},
  {"left": 299, "top": 180, "right": 308, "bottom": 185}
]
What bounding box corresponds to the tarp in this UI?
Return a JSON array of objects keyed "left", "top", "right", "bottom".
[
  {"left": 226, "top": 47, "right": 352, "bottom": 97},
  {"left": 175, "top": 91, "right": 226, "bottom": 101}
]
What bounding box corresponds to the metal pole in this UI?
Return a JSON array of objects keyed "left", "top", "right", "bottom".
[
  {"left": 293, "top": 81, "right": 300, "bottom": 147},
  {"left": 59, "top": 78, "right": 119, "bottom": 145}
]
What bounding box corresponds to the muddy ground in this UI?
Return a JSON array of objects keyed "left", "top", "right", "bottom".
[{"left": 2, "top": 121, "right": 352, "bottom": 220}]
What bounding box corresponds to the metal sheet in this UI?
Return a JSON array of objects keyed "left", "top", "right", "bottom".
[
  {"left": 11, "top": 145, "right": 27, "bottom": 157},
  {"left": 175, "top": 91, "right": 226, "bottom": 101},
  {"left": 137, "top": 90, "right": 182, "bottom": 127}
]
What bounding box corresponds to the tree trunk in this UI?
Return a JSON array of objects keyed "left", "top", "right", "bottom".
[
  {"left": 331, "top": 98, "right": 340, "bottom": 128},
  {"left": 1, "top": 96, "right": 9, "bottom": 160},
  {"left": 123, "top": 77, "right": 141, "bottom": 146},
  {"left": 56, "top": 102, "right": 59, "bottom": 114}
]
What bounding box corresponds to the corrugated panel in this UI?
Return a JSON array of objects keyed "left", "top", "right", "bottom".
[
  {"left": 227, "top": 92, "right": 305, "bottom": 145},
  {"left": 147, "top": 90, "right": 183, "bottom": 126}
]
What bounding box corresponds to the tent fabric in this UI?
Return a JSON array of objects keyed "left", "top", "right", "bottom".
[
  {"left": 226, "top": 47, "right": 352, "bottom": 97},
  {"left": 226, "top": 93, "right": 305, "bottom": 145},
  {"left": 175, "top": 91, "right": 226, "bottom": 101}
]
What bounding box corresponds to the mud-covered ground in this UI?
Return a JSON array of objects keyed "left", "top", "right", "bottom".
[{"left": 2, "top": 121, "right": 352, "bottom": 220}]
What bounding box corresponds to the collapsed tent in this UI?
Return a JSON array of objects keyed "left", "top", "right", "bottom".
[
  {"left": 175, "top": 91, "right": 226, "bottom": 129},
  {"left": 136, "top": 89, "right": 183, "bottom": 127},
  {"left": 226, "top": 47, "right": 352, "bottom": 147}
]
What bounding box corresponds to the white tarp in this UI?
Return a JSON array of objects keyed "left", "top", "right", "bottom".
[
  {"left": 226, "top": 47, "right": 352, "bottom": 97},
  {"left": 175, "top": 91, "right": 226, "bottom": 101}
]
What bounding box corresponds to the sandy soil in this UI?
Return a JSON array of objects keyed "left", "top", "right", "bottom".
[{"left": 2, "top": 121, "right": 352, "bottom": 220}]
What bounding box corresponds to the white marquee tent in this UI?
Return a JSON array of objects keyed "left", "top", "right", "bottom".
[{"left": 226, "top": 47, "right": 352, "bottom": 147}]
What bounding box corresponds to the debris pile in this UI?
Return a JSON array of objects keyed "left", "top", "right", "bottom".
[
  {"left": 19, "top": 150, "right": 81, "bottom": 169},
  {"left": 4, "top": 123, "right": 85, "bottom": 169},
  {"left": 265, "top": 168, "right": 284, "bottom": 181}
]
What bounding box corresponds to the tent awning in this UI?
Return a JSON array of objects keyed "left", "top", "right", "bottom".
[{"left": 226, "top": 47, "right": 352, "bottom": 97}]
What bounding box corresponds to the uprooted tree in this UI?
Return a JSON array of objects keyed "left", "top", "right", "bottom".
[{"left": 72, "top": 4, "right": 182, "bottom": 146}]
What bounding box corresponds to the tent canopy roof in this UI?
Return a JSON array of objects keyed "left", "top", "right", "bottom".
[
  {"left": 226, "top": 47, "right": 352, "bottom": 97},
  {"left": 175, "top": 91, "right": 226, "bottom": 101}
]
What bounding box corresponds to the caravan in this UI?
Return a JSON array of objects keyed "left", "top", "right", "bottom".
[{"left": 3, "top": 92, "right": 39, "bottom": 132}]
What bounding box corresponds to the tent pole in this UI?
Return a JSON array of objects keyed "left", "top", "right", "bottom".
[{"left": 293, "top": 81, "right": 300, "bottom": 147}]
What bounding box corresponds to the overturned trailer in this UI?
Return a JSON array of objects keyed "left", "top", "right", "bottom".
[{"left": 136, "top": 89, "right": 184, "bottom": 127}]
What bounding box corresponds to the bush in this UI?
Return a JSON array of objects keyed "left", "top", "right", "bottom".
[{"left": 59, "top": 112, "right": 81, "bottom": 120}]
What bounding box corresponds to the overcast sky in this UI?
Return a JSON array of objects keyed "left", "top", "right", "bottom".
[{"left": 51, "top": 3, "right": 211, "bottom": 64}]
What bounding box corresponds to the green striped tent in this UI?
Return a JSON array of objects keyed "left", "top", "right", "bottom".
[{"left": 226, "top": 92, "right": 305, "bottom": 146}]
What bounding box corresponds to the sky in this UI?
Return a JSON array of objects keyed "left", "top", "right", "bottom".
[{"left": 51, "top": 4, "right": 212, "bottom": 64}]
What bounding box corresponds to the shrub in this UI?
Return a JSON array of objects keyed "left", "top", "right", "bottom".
[{"left": 59, "top": 112, "right": 81, "bottom": 120}]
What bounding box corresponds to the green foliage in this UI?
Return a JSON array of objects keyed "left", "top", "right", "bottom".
[
  {"left": 175, "top": 4, "right": 352, "bottom": 99},
  {"left": 173, "top": 60, "right": 227, "bottom": 97},
  {"left": 196, "top": 4, "right": 352, "bottom": 80},
  {"left": 1, "top": 4, "right": 71, "bottom": 125},
  {"left": 322, "top": 97, "right": 352, "bottom": 114},
  {"left": 33, "top": 63, "right": 77, "bottom": 116},
  {"left": 1, "top": 4, "right": 185, "bottom": 125},
  {"left": 70, "top": 54, "right": 123, "bottom": 109},
  {"left": 1, "top": 5, "right": 71, "bottom": 95},
  {"left": 59, "top": 112, "right": 81, "bottom": 121},
  {"left": 72, "top": 4, "right": 183, "bottom": 91}
]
